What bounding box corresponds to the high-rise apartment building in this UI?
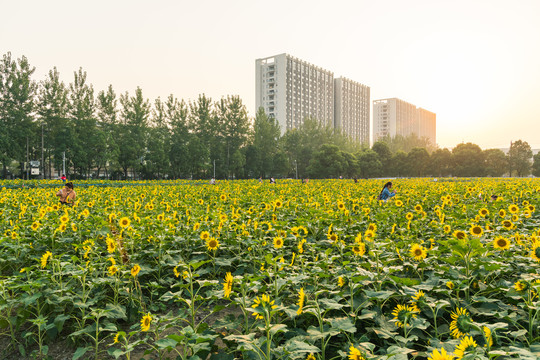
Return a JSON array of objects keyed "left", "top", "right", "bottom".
[
  {"left": 255, "top": 54, "right": 370, "bottom": 145},
  {"left": 373, "top": 98, "right": 436, "bottom": 145},
  {"left": 256, "top": 54, "right": 334, "bottom": 133},
  {"left": 334, "top": 77, "right": 370, "bottom": 144}
]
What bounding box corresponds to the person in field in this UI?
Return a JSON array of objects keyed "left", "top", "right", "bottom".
[
  {"left": 56, "top": 182, "right": 76, "bottom": 205},
  {"left": 378, "top": 181, "right": 396, "bottom": 201}
]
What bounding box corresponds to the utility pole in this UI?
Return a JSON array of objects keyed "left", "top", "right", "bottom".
[
  {"left": 26, "top": 136, "right": 29, "bottom": 180},
  {"left": 213, "top": 159, "right": 216, "bottom": 179},
  {"left": 62, "top": 151, "right": 66, "bottom": 177}
]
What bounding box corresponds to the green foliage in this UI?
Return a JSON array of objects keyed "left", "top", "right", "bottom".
[
  {"left": 452, "top": 143, "right": 485, "bottom": 177},
  {"left": 484, "top": 148, "right": 507, "bottom": 177},
  {"left": 508, "top": 140, "right": 532, "bottom": 177},
  {"left": 532, "top": 152, "right": 540, "bottom": 177}
]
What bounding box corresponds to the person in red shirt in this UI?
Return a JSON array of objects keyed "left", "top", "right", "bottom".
[{"left": 61, "top": 174, "right": 66, "bottom": 183}]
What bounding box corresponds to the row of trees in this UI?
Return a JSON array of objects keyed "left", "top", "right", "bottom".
[{"left": 1, "top": 52, "right": 539, "bottom": 180}]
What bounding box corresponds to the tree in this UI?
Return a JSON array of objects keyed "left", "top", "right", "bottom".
[
  {"left": 307, "top": 144, "right": 346, "bottom": 178},
  {"left": 532, "top": 152, "right": 540, "bottom": 177},
  {"left": 252, "top": 107, "right": 280, "bottom": 177},
  {"left": 96, "top": 85, "right": 119, "bottom": 178},
  {"left": 144, "top": 97, "right": 170, "bottom": 179},
  {"left": 372, "top": 141, "right": 392, "bottom": 177},
  {"left": 37, "top": 67, "right": 69, "bottom": 178},
  {"left": 428, "top": 148, "right": 453, "bottom": 177},
  {"left": 390, "top": 151, "right": 408, "bottom": 177},
  {"left": 484, "top": 149, "right": 507, "bottom": 177},
  {"left": 0, "top": 53, "right": 37, "bottom": 178},
  {"left": 68, "top": 68, "right": 99, "bottom": 178},
  {"left": 406, "top": 147, "right": 430, "bottom": 177},
  {"left": 356, "top": 149, "right": 382, "bottom": 178},
  {"left": 167, "top": 95, "right": 190, "bottom": 178},
  {"left": 118, "top": 87, "right": 150, "bottom": 179},
  {"left": 221, "top": 96, "right": 249, "bottom": 179},
  {"left": 507, "top": 140, "right": 532, "bottom": 177},
  {"left": 452, "top": 143, "right": 485, "bottom": 177},
  {"left": 379, "top": 133, "right": 435, "bottom": 154}
]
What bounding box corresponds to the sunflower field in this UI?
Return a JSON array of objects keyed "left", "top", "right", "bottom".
[{"left": 1, "top": 178, "right": 540, "bottom": 360}]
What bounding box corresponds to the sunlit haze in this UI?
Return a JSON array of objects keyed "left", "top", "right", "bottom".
[{"left": 2, "top": 0, "right": 539, "bottom": 149}]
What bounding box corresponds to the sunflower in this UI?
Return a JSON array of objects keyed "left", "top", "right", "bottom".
[
  {"left": 364, "top": 230, "right": 375, "bottom": 241},
  {"left": 223, "top": 272, "right": 233, "bottom": 298},
  {"left": 140, "top": 313, "right": 152, "bottom": 332},
  {"left": 58, "top": 223, "right": 67, "bottom": 232},
  {"left": 200, "top": 231, "right": 210, "bottom": 240},
  {"left": 273, "top": 236, "right": 284, "bottom": 249},
  {"left": 156, "top": 213, "right": 164, "bottom": 221},
  {"left": 106, "top": 237, "right": 116, "bottom": 253},
  {"left": 410, "top": 244, "right": 427, "bottom": 261},
  {"left": 395, "top": 199, "right": 403, "bottom": 207},
  {"left": 113, "top": 332, "right": 121, "bottom": 344},
  {"left": 479, "top": 208, "right": 489, "bottom": 217},
  {"left": 274, "top": 199, "right": 283, "bottom": 208},
  {"left": 411, "top": 290, "right": 426, "bottom": 309},
  {"left": 354, "top": 233, "right": 362, "bottom": 243},
  {"left": 414, "top": 204, "right": 423, "bottom": 212},
  {"left": 338, "top": 276, "right": 345, "bottom": 287},
  {"left": 483, "top": 326, "right": 493, "bottom": 348},
  {"left": 391, "top": 304, "right": 418, "bottom": 328},
  {"left": 367, "top": 223, "right": 377, "bottom": 232},
  {"left": 454, "top": 336, "right": 477, "bottom": 360},
  {"left": 508, "top": 204, "right": 519, "bottom": 214},
  {"left": 514, "top": 280, "right": 527, "bottom": 291},
  {"left": 406, "top": 212, "right": 414, "bottom": 220},
  {"left": 502, "top": 220, "right": 514, "bottom": 229},
  {"left": 493, "top": 236, "right": 510, "bottom": 250},
  {"left": 469, "top": 225, "right": 483, "bottom": 237},
  {"left": 60, "top": 214, "right": 69, "bottom": 224},
  {"left": 40, "top": 251, "right": 52, "bottom": 268},
  {"left": 119, "top": 217, "right": 130, "bottom": 228},
  {"left": 446, "top": 281, "right": 455, "bottom": 290},
  {"left": 193, "top": 222, "right": 200, "bottom": 231},
  {"left": 252, "top": 294, "right": 277, "bottom": 319},
  {"left": 131, "top": 264, "right": 141, "bottom": 277},
  {"left": 306, "top": 354, "right": 316, "bottom": 360},
  {"left": 427, "top": 347, "right": 453, "bottom": 360},
  {"left": 206, "top": 237, "right": 220, "bottom": 251},
  {"left": 450, "top": 307, "right": 473, "bottom": 338},
  {"left": 443, "top": 225, "right": 451, "bottom": 233},
  {"left": 348, "top": 346, "right": 366, "bottom": 360},
  {"left": 337, "top": 202, "right": 345, "bottom": 210},
  {"left": 220, "top": 194, "right": 227, "bottom": 201},
  {"left": 498, "top": 209, "right": 506, "bottom": 218},
  {"left": 296, "top": 288, "right": 305, "bottom": 315},
  {"left": 31, "top": 221, "right": 40, "bottom": 231},
  {"left": 531, "top": 241, "right": 540, "bottom": 262},
  {"left": 352, "top": 243, "right": 366, "bottom": 256},
  {"left": 108, "top": 265, "right": 118, "bottom": 276},
  {"left": 328, "top": 233, "right": 338, "bottom": 242},
  {"left": 453, "top": 230, "right": 467, "bottom": 240}
]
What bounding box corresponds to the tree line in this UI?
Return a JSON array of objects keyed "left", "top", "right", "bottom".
[{"left": 1, "top": 52, "right": 539, "bottom": 180}]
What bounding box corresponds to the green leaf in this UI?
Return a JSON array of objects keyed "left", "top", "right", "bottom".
[
  {"left": 155, "top": 337, "right": 179, "bottom": 349},
  {"left": 327, "top": 317, "right": 356, "bottom": 333},
  {"left": 269, "top": 323, "right": 288, "bottom": 335},
  {"left": 72, "top": 346, "right": 90, "bottom": 360},
  {"left": 104, "top": 304, "right": 127, "bottom": 320}
]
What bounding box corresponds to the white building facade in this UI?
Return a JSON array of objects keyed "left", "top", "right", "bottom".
[
  {"left": 256, "top": 54, "right": 334, "bottom": 134},
  {"left": 334, "top": 77, "right": 370, "bottom": 145},
  {"left": 373, "top": 98, "right": 436, "bottom": 145}
]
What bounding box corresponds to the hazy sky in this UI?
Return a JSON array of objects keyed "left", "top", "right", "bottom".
[{"left": 2, "top": 0, "right": 539, "bottom": 149}]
